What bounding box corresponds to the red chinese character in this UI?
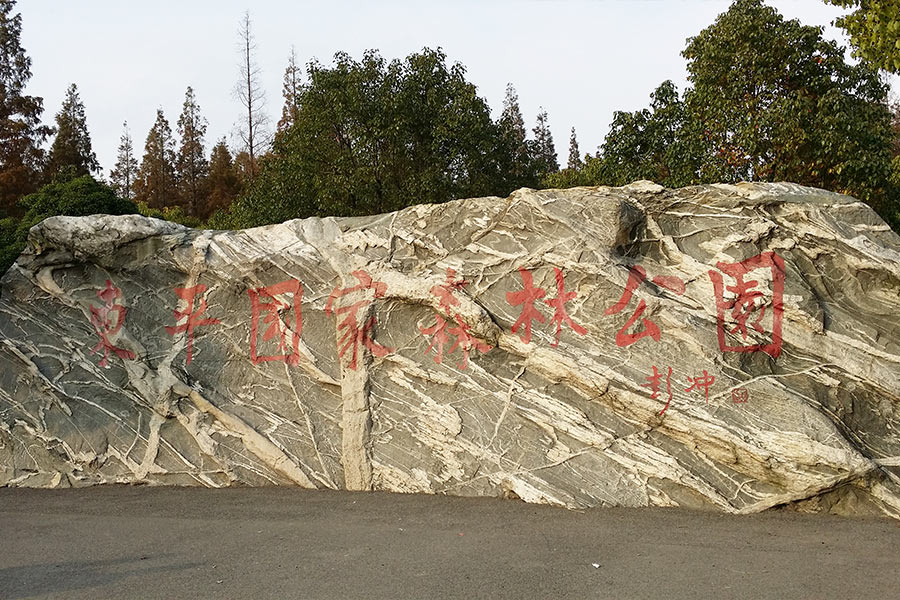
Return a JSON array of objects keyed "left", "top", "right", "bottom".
[
  {"left": 248, "top": 279, "right": 303, "bottom": 366},
  {"left": 447, "top": 314, "right": 491, "bottom": 370},
  {"left": 685, "top": 370, "right": 715, "bottom": 403},
  {"left": 88, "top": 280, "right": 136, "bottom": 368},
  {"left": 708, "top": 251, "right": 785, "bottom": 358},
  {"left": 165, "top": 284, "right": 221, "bottom": 366},
  {"left": 506, "top": 268, "right": 547, "bottom": 344},
  {"left": 732, "top": 388, "right": 749, "bottom": 404},
  {"left": 420, "top": 269, "right": 490, "bottom": 369},
  {"left": 544, "top": 268, "right": 587, "bottom": 347},
  {"left": 325, "top": 270, "right": 393, "bottom": 370},
  {"left": 642, "top": 365, "right": 673, "bottom": 416},
  {"left": 605, "top": 265, "right": 685, "bottom": 347},
  {"left": 431, "top": 268, "right": 467, "bottom": 313},
  {"left": 420, "top": 314, "right": 452, "bottom": 365}
]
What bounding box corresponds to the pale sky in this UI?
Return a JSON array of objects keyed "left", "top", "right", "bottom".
[{"left": 18, "top": 0, "right": 900, "bottom": 176}]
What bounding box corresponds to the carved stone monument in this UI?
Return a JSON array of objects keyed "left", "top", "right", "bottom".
[{"left": 2, "top": 182, "right": 898, "bottom": 518}]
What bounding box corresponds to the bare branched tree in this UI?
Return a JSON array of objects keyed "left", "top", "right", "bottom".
[{"left": 234, "top": 11, "right": 270, "bottom": 180}]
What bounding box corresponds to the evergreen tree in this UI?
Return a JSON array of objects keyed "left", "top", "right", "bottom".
[
  {"left": 567, "top": 127, "right": 582, "bottom": 170},
  {"left": 497, "top": 83, "right": 534, "bottom": 188},
  {"left": 0, "top": 0, "right": 53, "bottom": 215},
  {"left": 175, "top": 86, "right": 209, "bottom": 216},
  {"left": 133, "top": 109, "right": 177, "bottom": 209},
  {"left": 530, "top": 108, "right": 558, "bottom": 176},
  {"left": 205, "top": 138, "right": 241, "bottom": 218},
  {"left": 277, "top": 46, "right": 303, "bottom": 136},
  {"left": 46, "top": 83, "right": 99, "bottom": 178},
  {"left": 109, "top": 121, "right": 138, "bottom": 201},
  {"left": 499, "top": 84, "right": 527, "bottom": 150}
]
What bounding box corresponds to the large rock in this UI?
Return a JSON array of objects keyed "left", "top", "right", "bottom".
[{"left": 1, "top": 182, "right": 899, "bottom": 518}]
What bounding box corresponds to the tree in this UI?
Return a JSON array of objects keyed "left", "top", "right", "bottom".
[
  {"left": 277, "top": 46, "right": 303, "bottom": 137},
  {"left": 205, "top": 138, "right": 241, "bottom": 218},
  {"left": 682, "top": 0, "right": 895, "bottom": 221},
  {"left": 891, "top": 101, "right": 900, "bottom": 199},
  {"left": 530, "top": 108, "right": 558, "bottom": 177},
  {"left": 46, "top": 83, "right": 99, "bottom": 178},
  {"left": 109, "top": 121, "right": 138, "bottom": 201},
  {"left": 133, "top": 109, "right": 177, "bottom": 209},
  {"left": 891, "top": 100, "right": 900, "bottom": 158},
  {"left": 1, "top": 175, "right": 136, "bottom": 273},
  {"left": 229, "top": 48, "right": 506, "bottom": 228},
  {"left": 175, "top": 86, "right": 209, "bottom": 216},
  {"left": 232, "top": 150, "right": 256, "bottom": 188},
  {"left": 234, "top": 11, "right": 270, "bottom": 180},
  {"left": 497, "top": 83, "right": 536, "bottom": 189},
  {"left": 826, "top": 0, "right": 900, "bottom": 73},
  {"left": 0, "top": 0, "right": 53, "bottom": 216},
  {"left": 545, "top": 0, "right": 898, "bottom": 229},
  {"left": 594, "top": 80, "right": 701, "bottom": 188},
  {"left": 567, "top": 127, "right": 582, "bottom": 171}
]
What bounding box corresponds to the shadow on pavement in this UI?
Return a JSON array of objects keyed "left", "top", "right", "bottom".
[{"left": 0, "top": 555, "right": 202, "bottom": 600}]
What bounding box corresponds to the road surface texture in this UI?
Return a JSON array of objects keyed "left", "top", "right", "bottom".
[{"left": 1, "top": 486, "right": 899, "bottom": 599}]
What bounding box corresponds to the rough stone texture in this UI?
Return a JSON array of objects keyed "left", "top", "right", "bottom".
[{"left": 1, "top": 182, "right": 899, "bottom": 518}]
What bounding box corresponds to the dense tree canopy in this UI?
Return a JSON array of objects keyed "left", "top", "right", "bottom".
[
  {"left": 597, "top": 80, "right": 700, "bottom": 188},
  {"left": 229, "top": 48, "right": 511, "bottom": 227},
  {"left": 826, "top": 0, "right": 900, "bottom": 73},
  {"left": 683, "top": 0, "right": 895, "bottom": 217},
  {"left": 0, "top": 175, "right": 136, "bottom": 273},
  {"left": 551, "top": 0, "right": 898, "bottom": 228}
]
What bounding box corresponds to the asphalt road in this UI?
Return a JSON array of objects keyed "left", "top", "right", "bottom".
[{"left": 1, "top": 486, "right": 898, "bottom": 599}]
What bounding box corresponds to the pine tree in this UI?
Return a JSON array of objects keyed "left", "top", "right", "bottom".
[
  {"left": 531, "top": 108, "right": 558, "bottom": 176},
  {"left": 176, "top": 86, "right": 209, "bottom": 216},
  {"left": 109, "top": 121, "right": 138, "bottom": 201},
  {"left": 133, "top": 109, "right": 177, "bottom": 209},
  {"left": 277, "top": 46, "right": 302, "bottom": 136},
  {"left": 235, "top": 11, "right": 270, "bottom": 180},
  {"left": 498, "top": 83, "right": 535, "bottom": 189},
  {"left": 567, "top": 127, "right": 582, "bottom": 171},
  {"left": 0, "top": 0, "right": 53, "bottom": 215},
  {"left": 46, "top": 83, "right": 99, "bottom": 179},
  {"left": 500, "top": 83, "right": 527, "bottom": 141},
  {"left": 205, "top": 138, "right": 241, "bottom": 218}
]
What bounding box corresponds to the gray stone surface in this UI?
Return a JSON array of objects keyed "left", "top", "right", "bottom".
[{"left": 1, "top": 182, "right": 899, "bottom": 518}]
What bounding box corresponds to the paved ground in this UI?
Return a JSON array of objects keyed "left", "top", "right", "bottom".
[{"left": 1, "top": 486, "right": 899, "bottom": 599}]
